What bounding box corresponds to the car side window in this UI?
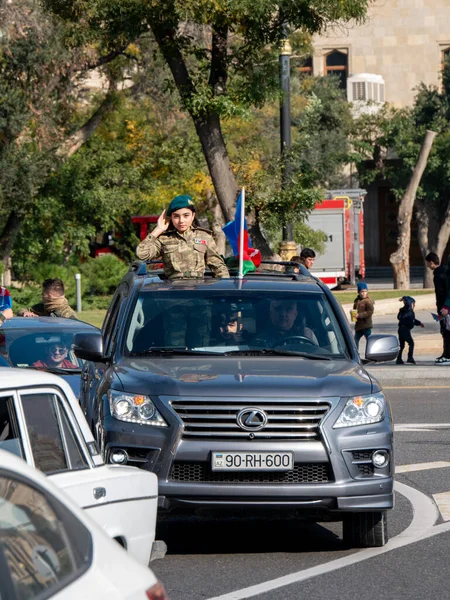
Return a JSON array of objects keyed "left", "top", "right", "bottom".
[
  {"left": 20, "top": 392, "right": 89, "bottom": 474},
  {"left": 0, "top": 471, "right": 92, "bottom": 599},
  {"left": 0, "top": 395, "right": 23, "bottom": 459},
  {"left": 102, "top": 283, "right": 128, "bottom": 357}
]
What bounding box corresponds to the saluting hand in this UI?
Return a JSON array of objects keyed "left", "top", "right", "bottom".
[{"left": 153, "top": 209, "right": 170, "bottom": 237}]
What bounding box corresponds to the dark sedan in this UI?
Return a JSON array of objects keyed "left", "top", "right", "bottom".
[{"left": 0, "top": 317, "right": 100, "bottom": 396}]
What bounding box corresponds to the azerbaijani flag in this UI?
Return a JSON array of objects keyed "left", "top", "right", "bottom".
[{"left": 222, "top": 189, "right": 261, "bottom": 276}]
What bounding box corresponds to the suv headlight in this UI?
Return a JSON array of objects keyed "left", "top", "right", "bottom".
[
  {"left": 333, "top": 392, "right": 386, "bottom": 428},
  {"left": 108, "top": 391, "right": 168, "bottom": 427}
]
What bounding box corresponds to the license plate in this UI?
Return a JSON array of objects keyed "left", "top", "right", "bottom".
[{"left": 211, "top": 452, "right": 294, "bottom": 472}]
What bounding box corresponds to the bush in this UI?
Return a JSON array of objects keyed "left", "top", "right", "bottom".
[
  {"left": 80, "top": 255, "right": 129, "bottom": 296},
  {"left": 9, "top": 283, "right": 41, "bottom": 311}
]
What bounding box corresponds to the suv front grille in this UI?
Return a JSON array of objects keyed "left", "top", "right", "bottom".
[
  {"left": 170, "top": 399, "right": 330, "bottom": 440},
  {"left": 170, "top": 462, "right": 333, "bottom": 484}
]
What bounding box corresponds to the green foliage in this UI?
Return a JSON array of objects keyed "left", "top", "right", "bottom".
[
  {"left": 11, "top": 256, "right": 126, "bottom": 312},
  {"left": 222, "top": 75, "right": 353, "bottom": 246},
  {"left": 9, "top": 283, "right": 42, "bottom": 311},
  {"left": 79, "top": 255, "right": 129, "bottom": 295}
]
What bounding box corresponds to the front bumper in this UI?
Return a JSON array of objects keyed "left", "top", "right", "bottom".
[{"left": 100, "top": 396, "right": 394, "bottom": 516}]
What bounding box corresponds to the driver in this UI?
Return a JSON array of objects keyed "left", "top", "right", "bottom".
[
  {"left": 255, "top": 300, "right": 317, "bottom": 346},
  {"left": 33, "top": 343, "right": 77, "bottom": 369}
]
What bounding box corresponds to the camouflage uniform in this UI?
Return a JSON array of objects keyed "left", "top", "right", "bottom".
[
  {"left": 17, "top": 299, "right": 77, "bottom": 320},
  {"left": 136, "top": 227, "right": 229, "bottom": 279}
]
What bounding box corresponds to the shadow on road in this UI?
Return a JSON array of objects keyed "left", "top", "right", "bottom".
[{"left": 156, "top": 516, "right": 343, "bottom": 555}]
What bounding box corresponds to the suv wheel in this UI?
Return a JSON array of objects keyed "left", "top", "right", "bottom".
[{"left": 342, "top": 511, "right": 388, "bottom": 548}]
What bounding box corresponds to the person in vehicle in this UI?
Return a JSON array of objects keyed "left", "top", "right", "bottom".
[
  {"left": 213, "top": 309, "right": 249, "bottom": 345},
  {"left": 18, "top": 278, "right": 77, "bottom": 319},
  {"left": 254, "top": 299, "right": 317, "bottom": 346},
  {"left": 300, "top": 248, "right": 316, "bottom": 270},
  {"left": 33, "top": 343, "right": 77, "bottom": 370},
  {"left": 136, "top": 195, "right": 229, "bottom": 280}
]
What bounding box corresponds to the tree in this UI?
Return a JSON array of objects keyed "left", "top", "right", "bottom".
[
  {"left": 0, "top": 0, "right": 132, "bottom": 271},
  {"left": 353, "top": 69, "right": 450, "bottom": 288},
  {"left": 389, "top": 130, "right": 436, "bottom": 289},
  {"left": 41, "top": 0, "right": 370, "bottom": 228}
]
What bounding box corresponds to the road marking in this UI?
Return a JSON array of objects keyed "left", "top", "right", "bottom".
[
  {"left": 396, "top": 461, "right": 450, "bottom": 473},
  {"left": 205, "top": 481, "right": 438, "bottom": 600},
  {"left": 433, "top": 492, "right": 450, "bottom": 521},
  {"left": 395, "top": 423, "right": 450, "bottom": 432}
]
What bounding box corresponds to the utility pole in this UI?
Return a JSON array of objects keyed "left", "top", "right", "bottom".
[{"left": 279, "top": 27, "right": 297, "bottom": 260}]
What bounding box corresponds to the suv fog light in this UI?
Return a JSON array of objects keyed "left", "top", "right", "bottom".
[
  {"left": 372, "top": 450, "right": 389, "bottom": 468},
  {"left": 110, "top": 449, "right": 128, "bottom": 465}
]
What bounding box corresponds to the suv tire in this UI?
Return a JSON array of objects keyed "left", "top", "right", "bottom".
[{"left": 343, "top": 511, "right": 388, "bottom": 548}]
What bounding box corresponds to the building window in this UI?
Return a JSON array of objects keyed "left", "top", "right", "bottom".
[
  {"left": 298, "top": 56, "right": 313, "bottom": 76},
  {"left": 324, "top": 50, "right": 348, "bottom": 90},
  {"left": 441, "top": 47, "right": 450, "bottom": 71}
]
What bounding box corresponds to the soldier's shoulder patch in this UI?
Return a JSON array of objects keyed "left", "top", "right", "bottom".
[{"left": 194, "top": 238, "right": 207, "bottom": 245}]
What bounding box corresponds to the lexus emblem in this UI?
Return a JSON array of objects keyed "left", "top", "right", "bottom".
[{"left": 236, "top": 407, "right": 268, "bottom": 431}]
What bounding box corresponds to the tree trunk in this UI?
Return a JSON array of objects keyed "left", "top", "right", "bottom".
[
  {"left": 193, "top": 113, "right": 237, "bottom": 223},
  {"left": 212, "top": 202, "right": 226, "bottom": 256},
  {"left": 56, "top": 82, "right": 117, "bottom": 159},
  {"left": 246, "top": 211, "right": 275, "bottom": 258},
  {"left": 416, "top": 197, "right": 450, "bottom": 288},
  {"left": 0, "top": 212, "right": 22, "bottom": 264},
  {"left": 389, "top": 130, "right": 437, "bottom": 289}
]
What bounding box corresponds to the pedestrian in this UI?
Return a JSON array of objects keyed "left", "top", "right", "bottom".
[
  {"left": 0, "top": 286, "right": 13, "bottom": 326},
  {"left": 17, "top": 278, "right": 77, "bottom": 319},
  {"left": 299, "top": 248, "right": 316, "bottom": 270},
  {"left": 425, "top": 252, "right": 448, "bottom": 363},
  {"left": 396, "top": 296, "right": 424, "bottom": 364},
  {"left": 136, "top": 195, "right": 229, "bottom": 279},
  {"left": 353, "top": 281, "right": 374, "bottom": 351}
]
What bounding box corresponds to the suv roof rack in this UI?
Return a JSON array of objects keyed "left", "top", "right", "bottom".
[{"left": 130, "top": 259, "right": 321, "bottom": 285}]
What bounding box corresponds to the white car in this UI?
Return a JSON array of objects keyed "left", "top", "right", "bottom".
[
  {"left": 0, "top": 368, "right": 163, "bottom": 565},
  {"left": 0, "top": 449, "right": 168, "bottom": 599}
]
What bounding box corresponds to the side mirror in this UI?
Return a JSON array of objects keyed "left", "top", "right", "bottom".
[
  {"left": 365, "top": 334, "right": 399, "bottom": 362},
  {"left": 73, "top": 331, "right": 105, "bottom": 362}
]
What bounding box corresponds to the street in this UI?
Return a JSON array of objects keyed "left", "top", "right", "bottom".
[{"left": 151, "top": 371, "right": 450, "bottom": 600}]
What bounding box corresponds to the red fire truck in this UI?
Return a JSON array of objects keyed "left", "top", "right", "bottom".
[{"left": 305, "top": 189, "right": 366, "bottom": 289}]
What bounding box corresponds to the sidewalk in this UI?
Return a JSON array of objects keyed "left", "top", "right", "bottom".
[{"left": 342, "top": 294, "right": 442, "bottom": 354}]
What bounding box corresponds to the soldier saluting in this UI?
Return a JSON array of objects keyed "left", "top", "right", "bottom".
[{"left": 136, "top": 195, "right": 229, "bottom": 279}]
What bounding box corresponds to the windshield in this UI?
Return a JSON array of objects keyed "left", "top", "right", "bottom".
[
  {"left": 0, "top": 326, "right": 86, "bottom": 372},
  {"left": 125, "top": 291, "right": 349, "bottom": 358}
]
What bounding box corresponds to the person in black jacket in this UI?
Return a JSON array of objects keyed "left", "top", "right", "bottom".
[
  {"left": 396, "top": 296, "right": 424, "bottom": 364},
  {"left": 426, "top": 252, "right": 447, "bottom": 362}
]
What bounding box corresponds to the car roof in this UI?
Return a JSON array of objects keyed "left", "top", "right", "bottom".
[
  {"left": 2, "top": 317, "right": 98, "bottom": 330},
  {"left": 138, "top": 276, "right": 325, "bottom": 294},
  {"left": 0, "top": 366, "right": 77, "bottom": 388},
  {"left": 0, "top": 367, "right": 99, "bottom": 457}
]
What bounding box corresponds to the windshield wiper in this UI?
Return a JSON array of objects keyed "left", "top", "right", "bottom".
[
  {"left": 223, "top": 349, "right": 331, "bottom": 359},
  {"left": 271, "top": 350, "right": 331, "bottom": 360},
  {"left": 131, "top": 348, "right": 224, "bottom": 356}
]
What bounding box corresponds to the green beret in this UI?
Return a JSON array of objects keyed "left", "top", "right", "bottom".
[{"left": 166, "top": 195, "right": 196, "bottom": 216}]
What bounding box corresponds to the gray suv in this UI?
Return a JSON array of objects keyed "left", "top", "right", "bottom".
[{"left": 74, "top": 263, "right": 398, "bottom": 548}]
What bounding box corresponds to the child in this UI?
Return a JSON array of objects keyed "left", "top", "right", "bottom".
[
  {"left": 353, "top": 282, "right": 374, "bottom": 351},
  {"left": 396, "top": 296, "right": 424, "bottom": 364}
]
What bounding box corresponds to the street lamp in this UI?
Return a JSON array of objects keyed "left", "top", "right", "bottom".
[{"left": 279, "top": 31, "right": 296, "bottom": 260}]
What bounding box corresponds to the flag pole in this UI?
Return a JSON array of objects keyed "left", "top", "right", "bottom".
[{"left": 238, "top": 187, "right": 245, "bottom": 279}]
